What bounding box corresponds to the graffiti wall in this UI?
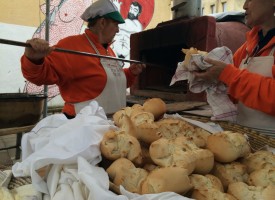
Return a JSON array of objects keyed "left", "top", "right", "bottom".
[{"left": 0, "top": 0, "right": 171, "bottom": 107}]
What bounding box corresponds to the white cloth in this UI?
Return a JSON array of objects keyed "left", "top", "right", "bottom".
[
  {"left": 12, "top": 101, "right": 117, "bottom": 194},
  {"left": 12, "top": 101, "right": 193, "bottom": 200},
  {"left": 170, "top": 46, "right": 237, "bottom": 122}
]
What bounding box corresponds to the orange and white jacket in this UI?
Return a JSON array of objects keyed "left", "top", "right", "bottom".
[
  {"left": 219, "top": 26, "right": 275, "bottom": 116},
  {"left": 21, "top": 29, "right": 136, "bottom": 116}
]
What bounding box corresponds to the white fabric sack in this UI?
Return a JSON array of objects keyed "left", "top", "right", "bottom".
[
  {"left": 170, "top": 46, "right": 237, "bottom": 122},
  {"left": 12, "top": 101, "right": 117, "bottom": 194}
]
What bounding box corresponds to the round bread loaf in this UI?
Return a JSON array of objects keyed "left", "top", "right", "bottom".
[
  {"left": 142, "top": 98, "right": 167, "bottom": 120},
  {"left": 130, "top": 111, "right": 161, "bottom": 143},
  {"left": 241, "top": 150, "right": 275, "bottom": 173},
  {"left": 107, "top": 158, "right": 148, "bottom": 194},
  {"left": 191, "top": 188, "right": 237, "bottom": 200},
  {"left": 212, "top": 162, "right": 249, "bottom": 190},
  {"left": 227, "top": 182, "right": 275, "bottom": 200},
  {"left": 192, "top": 149, "right": 214, "bottom": 174},
  {"left": 156, "top": 118, "right": 210, "bottom": 148},
  {"left": 100, "top": 130, "right": 142, "bottom": 165},
  {"left": 190, "top": 174, "right": 224, "bottom": 192},
  {"left": 247, "top": 167, "right": 275, "bottom": 187},
  {"left": 206, "top": 131, "right": 251, "bottom": 163},
  {"left": 106, "top": 158, "right": 135, "bottom": 181},
  {"left": 149, "top": 137, "right": 196, "bottom": 174},
  {"left": 141, "top": 167, "right": 192, "bottom": 194}
]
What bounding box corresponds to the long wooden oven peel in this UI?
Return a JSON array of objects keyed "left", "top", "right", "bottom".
[{"left": 0, "top": 38, "right": 146, "bottom": 64}]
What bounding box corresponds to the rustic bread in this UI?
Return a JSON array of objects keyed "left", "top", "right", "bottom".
[
  {"left": 190, "top": 174, "right": 224, "bottom": 192},
  {"left": 149, "top": 137, "right": 196, "bottom": 174},
  {"left": 192, "top": 149, "right": 214, "bottom": 174},
  {"left": 141, "top": 167, "right": 192, "bottom": 195},
  {"left": 107, "top": 158, "right": 148, "bottom": 194},
  {"left": 227, "top": 182, "right": 275, "bottom": 200},
  {"left": 112, "top": 108, "right": 127, "bottom": 127},
  {"left": 156, "top": 118, "right": 210, "bottom": 148},
  {"left": 191, "top": 188, "right": 237, "bottom": 200},
  {"left": 100, "top": 130, "right": 142, "bottom": 165},
  {"left": 212, "top": 162, "right": 249, "bottom": 191},
  {"left": 113, "top": 166, "right": 148, "bottom": 194},
  {"left": 241, "top": 150, "right": 275, "bottom": 173},
  {"left": 142, "top": 98, "right": 167, "bottom": 120},
  {"left": 206, "top": 131, "right": 251, "bottom": 163},
  {"left": 182, "top": 47, "right": 208, "bottom": 70},
  {"left": 156, "top": 118, "right": 195, "bottom": 139},
  {"left": 106, "top": 158, "right": 135, "bottom": 180},
  {"left": 247, "top": 167, "right": 275, "bottom": 187}
]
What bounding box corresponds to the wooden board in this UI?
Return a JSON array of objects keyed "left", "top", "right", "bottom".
[
  {"left": 166, "top": 101, "right": 207, "bottom": 113},
  {"left": 127, "top": 95, "right": 207, "bottom": 113}
]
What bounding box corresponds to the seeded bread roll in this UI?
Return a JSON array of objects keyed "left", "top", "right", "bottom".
[
  {"left": 212, "top": 162, "right": 249, "bottom": 191},
  {"left": 241, "top": 150, "right": 275, "bottom": 173},
  {"left": 247, "top": 167, "right": 275, "bottom": 187},
  {"left": 190, "top": 174, "right": 224, "bottom": 192},
  {"left": 100, "top": 130, "right": 142, "bottom": 165},
  {"left": 142, "top": 98, "right": 167, "bottom": 120},
  {"left": 206, "top": 131, "right": 251, "bottom": 163},
  {"left": 141, "top": 167, "right": 192, "bottom": 195},
  {"left": 192, "top": 188, "right": 237, "bottom": 200},
  {"left": 227, "top": 182, "right": 275, "bottom": 200}
]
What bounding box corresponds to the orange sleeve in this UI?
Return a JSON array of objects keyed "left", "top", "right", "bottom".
[{"left": 220, "top": 64, "right": 275, "bottom": 115}]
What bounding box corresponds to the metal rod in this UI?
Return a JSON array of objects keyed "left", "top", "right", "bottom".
[{"left": 0, "top": 38, "right": 144, "bottom": 64}]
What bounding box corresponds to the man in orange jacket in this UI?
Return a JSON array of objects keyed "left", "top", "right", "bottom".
[
  {"left": 21, "top": 0, "right": 145, "bottom": 119},
  {"left": 193, "top": 0, "right": 275, "bottom": 136}
]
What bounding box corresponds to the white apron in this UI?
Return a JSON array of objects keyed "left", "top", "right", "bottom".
[
  {"left": 74, "top": 34, "right": 126, "bottom": 115},
  {"left": 237, "top": 46, "right": 275, "bottom": 135}
]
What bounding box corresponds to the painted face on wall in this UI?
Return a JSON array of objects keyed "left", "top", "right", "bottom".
[{"left": 128, "top": 4, "right": 140, "bottom": 20}]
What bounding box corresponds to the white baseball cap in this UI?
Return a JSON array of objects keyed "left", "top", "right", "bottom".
[{"left": 81, "top": 0, "right": 125, "bottom": 24}]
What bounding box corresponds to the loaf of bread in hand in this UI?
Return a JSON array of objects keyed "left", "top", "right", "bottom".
[
  {"left": 206, "top": 131, "right": 251, "bottom": 163},
  {"left": 141, "top": 166, "right": 192, "bottom": 195},
  {"left": 100, "top": 130, "right": 142, "bottom": 165},
  {"left": 227, "top": 182, "right": 275, "bottom": 200}
]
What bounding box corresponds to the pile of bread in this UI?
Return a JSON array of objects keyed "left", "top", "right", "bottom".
[{"left": 99, "top": 98, "right": 275, "bottom": 200}]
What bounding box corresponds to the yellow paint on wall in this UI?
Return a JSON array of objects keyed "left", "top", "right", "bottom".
[{"left": 0, "top": 0, "right": 45, "bottom": 27}]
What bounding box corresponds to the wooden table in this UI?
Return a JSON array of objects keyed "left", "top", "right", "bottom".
[{"left": 0, "top": 125, "right": 35, "bottom": 159}]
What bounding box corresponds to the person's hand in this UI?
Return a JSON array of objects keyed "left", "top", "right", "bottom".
[
  {"left": 192, "top": 58, "right": 227, "bottom": 82},
  {"left": 129, "top": 63, "right": 146, "bottom": 76},
  {"left": 24, "top": 38, "right": 54, "bottom": 64}
]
